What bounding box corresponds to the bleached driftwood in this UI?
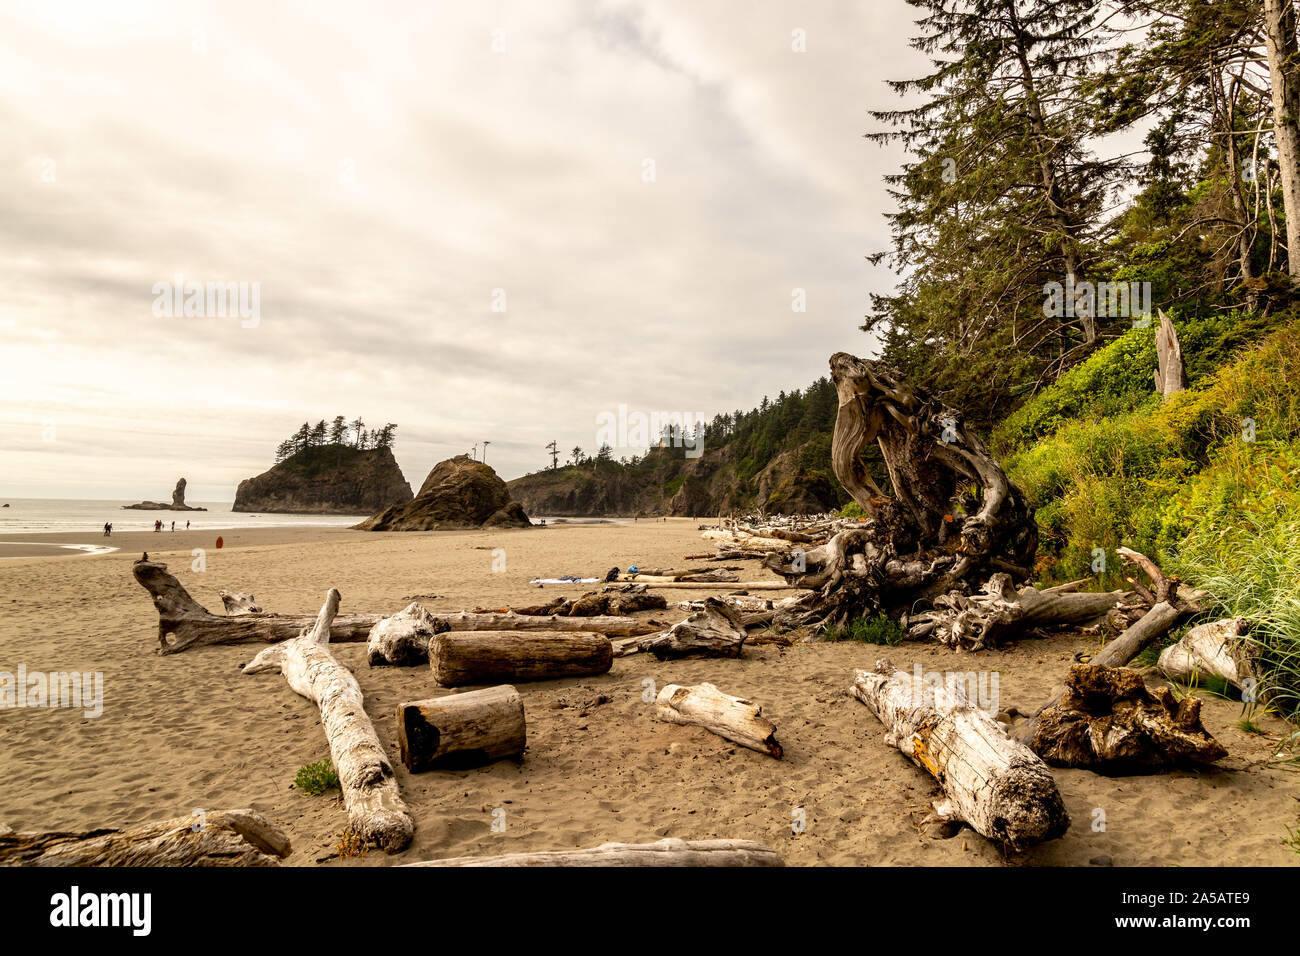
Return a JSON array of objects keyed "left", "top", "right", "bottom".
[
  {"left": 1158, "top": 618, "right": 1256, "bottom": 691},
  {"left": 405, "top": 838, "right": 783, "bottom": 867},
  {"left": 511, "top": 584, "right": 667, "bottom": 617},
  {"left": 368, "top": 602, "right": 444, "bottom": 666},
  {"left": 133, "top": 561, "right": 654, "bottom": 656},
  {"left": 219, "top": 590, "right": 262, "bottom": 615},
  {"left": 849, "top": 659, "right": 1068, "bottom": 850},
  {"left": 1027, "top": 664, "right": 1227, "bottom": 770},
  {"left": 907, "top": 574, "right": 1125, "bottom": 650},
  {"left": 639, "top": 598, "right": 747, "bottom": 660},
  {"left": 398, "top": 685, "right": 526, "bottom": 772},
  {"left": 0, "top": 809, "right": 290, "bottom": 866},
  {"left": 243, "top": 589, "right": 413, "bottom": 853},
  {"left": 654, "top": 682, "right": 783, "bottom": 758},
  {"left": 430, "top": 631, "right": 613, "bottom": 686}
]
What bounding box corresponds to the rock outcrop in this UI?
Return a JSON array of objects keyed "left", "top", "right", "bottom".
[
  {"left": 233, "top": 447, "right": 412, "bottom": 515},
  {"left": 357, "top": 455, "right": 531, "bottom": 531},
  {"left": 124, "top": 478, "right": 208, "bottom": 511}
]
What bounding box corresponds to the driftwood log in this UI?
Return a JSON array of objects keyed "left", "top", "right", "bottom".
[
  {"left": 430, "top": 631, "right": 613, "bottom": 686},
  {"left": 1027, "top": 664, "right": 1227, "bottom": 771},
  {"left": 765, "top": 353, "right": 1038, "bottom": 629},
  {"left": 1158, "top": 618, "right": 1256, "bottom": 693},
  {"left": 368, "top": 602, "right": 445, "bottom": 666},
  {"left": 849, "top": 660, "right": 1069, "bottom": 850},
  {"left": 907, "top": 573, "right": 1125, "bottom": 651},
  {"left": 243, "top": 589, "right": 414, "bottom": 853},
  {"left": 405, "top": 838, "right": 783, "bottom": 867},
  {"left": 654, "top": 682, "right": 782, "bottom": 757},
  {"left": 511, "top": 584, "right": 667, "bottom": 617},
  {"left": 133, "top": 561, "right": 654, "bottom": 656},
  {"left": 398, "top": 685, "right": 526, "bottom": 772},
  {"left": 0, "top": 809, "right": 290, "bottom": 866},
  {"left": 639, "top": 598, "right": 747, "bottom": 660}
]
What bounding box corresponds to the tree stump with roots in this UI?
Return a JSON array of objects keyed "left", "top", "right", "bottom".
[{"left": 767, "top": 352, "right": 1037, "bottom": 630}]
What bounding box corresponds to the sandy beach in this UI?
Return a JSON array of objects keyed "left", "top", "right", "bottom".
[{"left": 0, "top": 518, "right": 1294, "bottom": 866}]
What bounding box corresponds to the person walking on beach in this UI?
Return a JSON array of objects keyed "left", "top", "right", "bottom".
[
  {"left": 170, "top": 521, "right": 175, "bottom": 532},
  {"left": 103, "top": 522, "right": 110, "bottom": 536},
  {"left": 186, "top": 520, "right": 190, "bottom": 530}
]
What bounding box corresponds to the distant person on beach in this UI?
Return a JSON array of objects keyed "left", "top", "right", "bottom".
[
  {"left": 170, "top": 521, "right": 175, "bottom": 532},
  {"left": 186, "top": 520, "right": 190, "bottom": 530},
  {"left": 154, "top": 519, "right": 161, "bottom": 532},
  {"left": 103, "top": 522, "right": 110, "bottom": 536}
]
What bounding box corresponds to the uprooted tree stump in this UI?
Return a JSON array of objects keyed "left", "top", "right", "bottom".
[
  {"left": 849, "top": 659, "right": 1069, "bottom": 851},
  {"left": 765, "top": 353, "right": 1038, "bottom": 630},
  {"left": 1028, "top": 664, "right": 1227, "bottom": 771},
  {"left": 0, "top": 809, "right": 291, "bottom": 866},
  {"left": 638, "top": 598, "right": 747, "bottom": 660},
  {"left": 243, "top": 589, "right": 414, "bottom": 853}
]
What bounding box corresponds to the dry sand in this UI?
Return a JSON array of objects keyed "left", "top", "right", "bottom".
[{"left": 0, "top": 518, "right": 1295, "bottom": 866}]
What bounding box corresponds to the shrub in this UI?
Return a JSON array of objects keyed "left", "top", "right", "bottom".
[{"left": 294, "top": 759, "right": 340, "bottom": 796}]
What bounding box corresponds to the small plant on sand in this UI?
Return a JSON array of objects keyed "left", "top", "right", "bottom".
[
  {"left": 822, "top": 612, "right": 906, "bottom": 646},
  {"left": 336, "top": 829, "right": 368, "bottom": 859},
  {"left": 294, "top": 759, "right": 340, "bottom": 796}
]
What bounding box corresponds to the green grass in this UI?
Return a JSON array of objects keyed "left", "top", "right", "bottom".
[
  {"left": 821, "top": 612, "right": 907, "bottom": 646},
  {"left": 294, "top": 759, "right": 340, "bottom": 796}
]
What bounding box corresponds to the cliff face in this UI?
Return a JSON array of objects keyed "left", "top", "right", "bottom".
[
  {"left": 357, "top": 455, "right": 531, "bottom": 531},
  {"left": 507, "top": 442, "right": 843, "bottom": 517},
  {"left": 233, "top": 446, "right": 413, "bottom": 514}
]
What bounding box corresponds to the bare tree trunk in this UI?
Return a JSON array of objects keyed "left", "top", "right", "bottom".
[
  {"left": 1265, "top": 0, "right": 1300, "bottom": 277},
  {"left": 1154, "top": 310, "right": 1186, "bottom": 399}
]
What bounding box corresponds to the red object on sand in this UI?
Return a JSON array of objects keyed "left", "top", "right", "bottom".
[{"left": 215, "top": 536, "right": 224, "bottom": 549}]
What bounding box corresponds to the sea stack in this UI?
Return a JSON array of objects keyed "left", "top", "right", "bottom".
[
  {"left": 123, "top": 478, "right": 208, "bottom": 511},
  {"left": 357, "top": 455, "right": 531, "bottom": 531},
  {"left": 234, "top": 445, "right": 413, "bottom": 515}
]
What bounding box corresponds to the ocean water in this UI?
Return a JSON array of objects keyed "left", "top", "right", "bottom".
[{"left": 0, "top": 499, "right": 368, "bottom": 535}]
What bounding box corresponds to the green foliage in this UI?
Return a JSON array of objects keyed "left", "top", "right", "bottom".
[
  {"left": 294, "top": 759, "right": 340, "bottom": 796},
  {"left": 839, "top": 501, "right": 868, "bottom": 519},
  {"left": 821, "top": 613, "right": 907, "bottom": 646}
]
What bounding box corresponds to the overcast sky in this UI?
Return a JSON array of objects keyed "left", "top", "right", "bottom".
[{"left": 0, "top": 0, "right": 923, "bottom": 500}]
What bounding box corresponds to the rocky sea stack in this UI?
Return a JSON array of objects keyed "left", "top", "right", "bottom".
[
  {"left": 234, "top": 446, "right": 413, "bottom": 514},
  {"left": 123, "top": 478, "right": 208, "bottom": 511},
  {"left": 357, "top": 455, "right": 531, "bottom": 531}
]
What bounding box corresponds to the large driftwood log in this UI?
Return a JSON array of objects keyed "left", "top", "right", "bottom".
[
  {"left": 639, "top": 598, "right": 747, "bottom": 660},
  {"left": 907, "top": 573, "right": 1125, "bottom": 650},
  {"left": 134, "top": 562, "right": 654, "bottom": 656},
  {"left": 0, "top": 809, "right": 290, "bottom": 866},
  {"left": 405, "top": 838, "right": 783, "bottom": 867},
  {"left": 243, "top": 589, "right": 413, "bottom": 853},
  {"left": 136, "top": 561, "right": 380, "bottom": 655},
  {"left": 398, "top": 685, "right": 526, "bottom": 771},
  {"left": 1028, "top": 664, "right": 1227, "bottom": 771},
  {"left": 430, "top": 631, "right": 613, "bottom": 686},
  {"left": 1158, "top": 618, "right": 1256, "bottom": 692},
  {"left": 511, "top": 584, "right": 667, "bottom": 617},
  {"left": 849, "top": 660, "right": 1069, "bottom": 851},
  {"left": 763, "top": 353, "right": 1038, "bottom": 630},
  {"left": 654, "top": 682, "right": 782, "bottom": 757}
]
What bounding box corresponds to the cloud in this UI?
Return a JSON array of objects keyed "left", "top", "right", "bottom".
[{"left": 0, "top": 0, "right": 923, "bottom": 499}]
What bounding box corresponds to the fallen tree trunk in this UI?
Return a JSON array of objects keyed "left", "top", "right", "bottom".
[
  {"left": 0, "top": 809, "right": 291, "bottom": 866},
  {"left": 405, "top": 838, "right": 783, "bottom": 867},
  {"left": 431, "top": 631, "right": 613, "bottom": 686},
  {"left": 134, "top": 562, "right": 655, "bottom": 656},
  {"left": 654, "top": 682, "right": 783, "bottom": 757},
  {"left": 848, "top": 660, "right": 1069, "bottom": 851},
  {"left": 368, "top": 602, "right": 444, "bottom": 666},
  {"left": 243, "top": 589, "right": 414, "bottom": 853},
  {"left": 398, "top": 685, "right": 526, "bottom": 771},
  {"left": 511, "top": 584, "right": 667, "bottom": 618},
  {"left": 1158, "top": 618, "right": 1256, "bottom": 692},
  {"left": 1026, "top": 664, "right": 1227, "bottom": 771},
  {"left": 636, "top": 580, "right": 797, "bottom": 591},
  {"left": 639, "top": 598, "right": 747, "bottom": 660}
]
